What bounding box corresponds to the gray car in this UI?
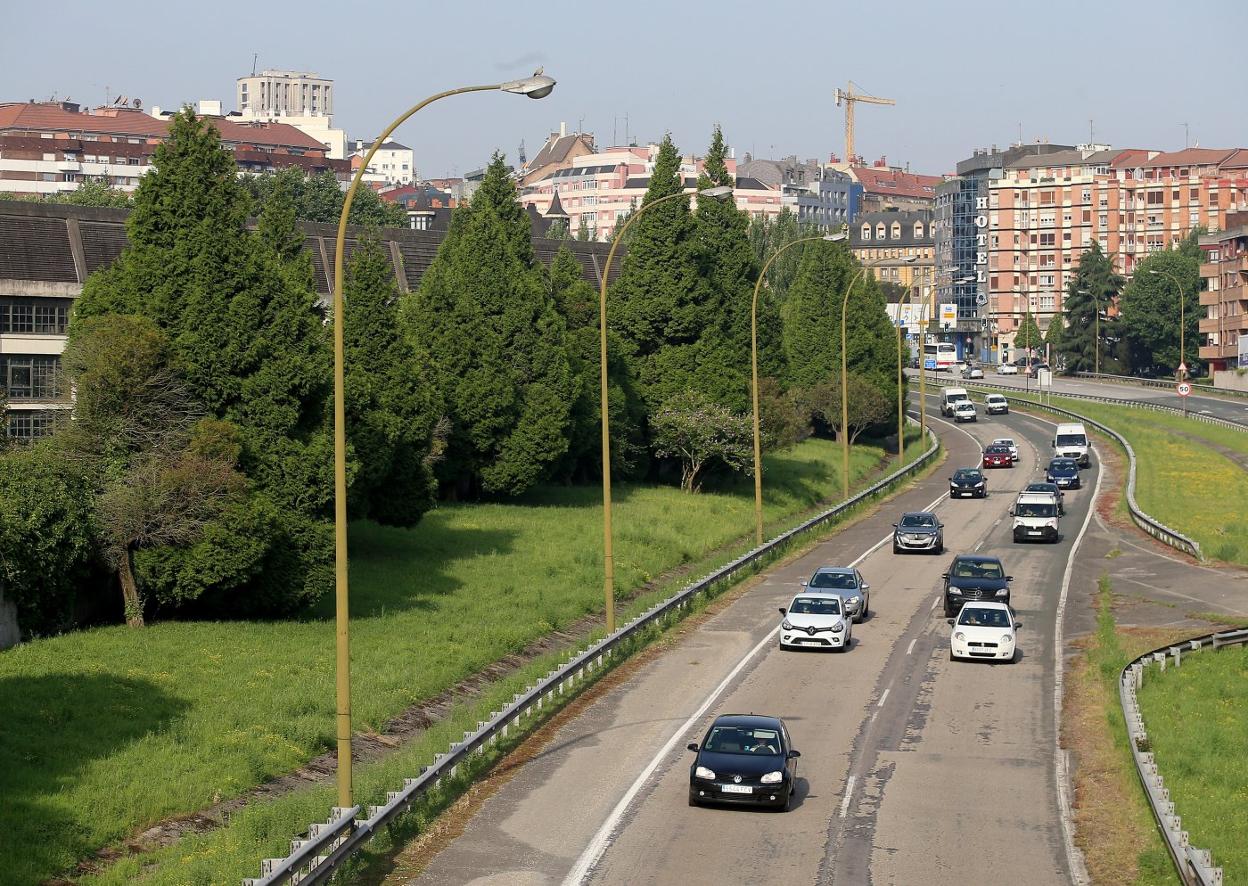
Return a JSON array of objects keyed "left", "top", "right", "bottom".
[
  {"left": 892, "top": 511, "right": 944, "bottom": 554},
  {"left": 804, "top": 566, "right": 870, "bottom": 622}
]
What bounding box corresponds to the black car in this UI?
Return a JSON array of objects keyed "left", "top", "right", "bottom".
[
  {"left": 1024, "top": 481, "right": 1065, "bottom": 515},
  {"left": 688, "top": 714, "right": 800, "bottom": 810},
  {"left": 893, "top": 511, "right": 944, "bottom": 554},
  {"left": 949, "top": 467, "right": 987, "bottom": 498},
  {"left": 941, "top": 554, "right": 1013, "bottom": 617},
  {"left": 1046, "top": 457, "right": 1081, "bottom": 489}
]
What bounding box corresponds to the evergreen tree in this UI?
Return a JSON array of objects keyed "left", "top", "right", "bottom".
[
  {"left": 1014, "top": 314, "right": 1045, "bottom": 361},
  {"left": 1119, "top": 240, "right": 1202, "bottom": 376},
  {"left": 405, "top": 153, "right": 574, "bottom": 496},
  {"left": 781, "top": 243, "right": 900, "bottom": 410},
  {"left": 343, "top": 232, "right": 441, "bottom": 524},
  {"left": 747, "top": 208, "right": 821, "bottom": 305},
  {"left": 243, "top": 167, "right": 408, "bottom": 227},
  {"left": 74, "top": 108, "right": 336, "bottom": 613},
  {"left": 1060, "top": 243, "right": 1124, "bottom": 373}
]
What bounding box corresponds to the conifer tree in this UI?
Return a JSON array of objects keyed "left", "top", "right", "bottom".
[
  {"left": 406, "top": 153, "right": 573, "bottom": 496},
  {"left": 1060, "top": 243, "right": 1124, "bottom": 372}
]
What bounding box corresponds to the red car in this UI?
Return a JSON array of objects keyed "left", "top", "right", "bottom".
[{"left": 982, "top": 445, "right": 1013, "bottom": 468}]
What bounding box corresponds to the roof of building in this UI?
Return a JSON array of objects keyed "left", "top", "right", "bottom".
[
  {"left": 356, "top": 139, "right": 411, "bottom": 152},
  {"left": 528, "top": 132, "right": 594, "bottom": 171},
  {"left": 1004, "top": 147, "right": 1127, "bottom": 170},
  {"left": 545, "top": 189, "right": 569, "bottom": 219},
  {"left": 1221, "top": 149, "right": 1248, "bottom": 169},
  {"left": 850, "top": 209, "right": 934, "bottom": 246},
  {"left": 1136, "top": 148, "right": 1237, "bottom": 168},
  {"left": 850, "top": 166, "right": 941, "bottom": 200},
  {"left": 0, "top": 102, "right": 327, "bottom": 152}
]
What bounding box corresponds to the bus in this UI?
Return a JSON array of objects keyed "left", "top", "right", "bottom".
[{"left": 923, "top": 342, "right": 958, "bottom": 372}]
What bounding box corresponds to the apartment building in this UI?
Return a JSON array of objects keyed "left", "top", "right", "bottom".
[
  {"left": 235, "top": 70, "right": 346, "bottom": 159},
  {"left": 1199, "top": 211, "right": 1248, "bottom": 377},
  {"left": 351, "top": 138, "right": 415, "bottom": 188},
  {"left": 0, "top": 100, "right": 349, "bottom": 197},
  {"left": 738, "top": 154, "right": 859, "bottom": 229},
  {"left": 850, "top": 209, "right": 935, "bottom": 291},
  {"left": 847, "top": 160, "right": 941, "bottom": 214}
]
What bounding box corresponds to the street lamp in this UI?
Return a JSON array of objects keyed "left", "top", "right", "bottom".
[
  {"left": 749, "top": 232, "right": 845, "bottom": 544},
  {"left": 890, "top": 256, "right": 918, "bottom": 467},
  {"left": 329, "top": 70, "right": 555, "bottom": 808},
  {"left": 598, "top": 183, "right": 732, "bottom": 630}
]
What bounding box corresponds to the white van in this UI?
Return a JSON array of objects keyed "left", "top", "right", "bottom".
[
  {"left": 1011, "top": 492, "right": 1060, "bottom": 543},
  {"left": 1053, "top": 423, "right": 1091, "bottom": 467},
  {"left": 940, "top": 387, "right": 970, "bottom": 417}
]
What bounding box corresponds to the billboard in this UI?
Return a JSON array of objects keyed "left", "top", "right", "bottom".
[
  {"left": 938, "top": 303, "right": 957, "bottom": 330},
  {"left": 1239, "top": 334, "right": 1248, "bottom": 368}
]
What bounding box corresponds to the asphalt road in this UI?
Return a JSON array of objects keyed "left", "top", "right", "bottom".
[
  {"left": 910, "top": 367, "right": 1248, "bottom": 425},
  {"left": 402, "top": 405, "right": 1093, "bottom": 886}
]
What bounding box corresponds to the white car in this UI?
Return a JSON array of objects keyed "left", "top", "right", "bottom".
[
  {"left": 961, "top": 365, "right": 984, "bottom": 380},
  {"left": 984, "top": 394, "right": 1009, "bottom": 415},
  {"left": 779, "top": 593, "right": 852, "bottom": 652},
  {"left": 948, "top": 602, "right": 1019, "bottom": 662},
  {"left": 991, "top": 437, "right": 1020, "bottom": 461},
  {"left": 953, "top": 401, "right": 977, "bottom": 423},
  {"left": 997, "top": 363, "right": 1019, "bottom": 375}
]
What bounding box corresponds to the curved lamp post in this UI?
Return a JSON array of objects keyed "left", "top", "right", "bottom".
[
  {"left": 749, "top": 233, "right": 845, "bottom": 544},
  {"left": 598, "top": 184, "right": 732, "bottom": 631},
  {"left": 330, "top": 71, "right": 555, "bottom": 808},
  {"left": 890, "top": 256, "right": 918, "bottom": 466}
]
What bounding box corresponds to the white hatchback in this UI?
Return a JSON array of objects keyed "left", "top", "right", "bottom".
[
  {"left": 948, "top": 602, "right": 1019, "bottom": 662},
  {"left": 997, "top": 363, "right": 1019, "bottom": 375},
  {"left": 779, "top": 593, "right": 852, "bottom": 652},
  {"left": 990, "top": 437, "right": 1020, "bottom": 461}
]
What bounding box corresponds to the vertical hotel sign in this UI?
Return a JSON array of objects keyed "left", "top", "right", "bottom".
[{"left": 974, "top": 193, "right": 988, "bottom": 302}]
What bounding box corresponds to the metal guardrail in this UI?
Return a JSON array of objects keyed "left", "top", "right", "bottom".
[
  {"left": 1073, "top": 370, "right": 1248, "bottom": 402},
  {"left": 244, "top": 420, "right": 942, "bottom": 885},
  {"left": 945, "top": 386, "right": 1204, "bottom": 561},
  {"left": 953, "top": 377, "right": 1247, "bottom": 433},
  {"left": 1120, "top": 628, "right": 1248, "bottom": 886}
]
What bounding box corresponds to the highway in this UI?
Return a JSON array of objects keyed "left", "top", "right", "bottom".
[
  {"left": 399, "top": 404, "right": 1096, "bottom": 885},
  {"left": 911, "top": 367, "right": 1248, "bottom": 425}
]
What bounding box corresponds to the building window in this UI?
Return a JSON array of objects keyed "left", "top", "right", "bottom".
[
  {"left": 1, "top": 356, "right": 60, "bottom": 400},
  {"left": 861, "top": 224, "right": 871, "bottom": 240},
  {"left": 0, "top": 298, "right": 71, "bottom": 334},
  {"left": 890, "top": 222, "right": 901, "bottom": 239},
  {"left": 914, "top": 222, "right": 924, "bottom": 238},
  {"left": 5, "top": 409, "right": 61, "bottom": 442}
]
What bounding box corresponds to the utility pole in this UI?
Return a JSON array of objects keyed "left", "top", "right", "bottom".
[{"left": 834, "top": 81, "right": 895, "bottom": 164}]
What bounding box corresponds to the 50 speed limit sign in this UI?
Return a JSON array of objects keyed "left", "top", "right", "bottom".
[{"left": 1176, "top": 382, "right": 1192, "bottom": 397}]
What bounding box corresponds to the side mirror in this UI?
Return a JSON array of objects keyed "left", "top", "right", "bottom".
[
  {"left": 778, "top": 607, "right": 787, "bottom": 615},
  {"left": 1014, "top": 621, "right": 1023, "bottom": 629},
  {"left": 1008, "top": 508, "right": 1014, "bottom": 516},
  {"left": 941, "top": 573, "right": 949, "bottom": 580},
  {"left": 946, "top": 617, "right": 955, "bottom": 625},
  {"left": 1006, "top": 575, "right": 1014, "bottom": 582},
  {"left": 861, "top": 583, "right": 870, "bottom": 590},
  {"left": 788, "top": 749, "right": 801, "bottom": 759},
  {"left": 687, "top": 742, "right": 699, "bottom": 752},
  {"left": 1050, "top": 441, "right": 1055, "bottom": 448},
  {"left": 799, "top": 580, "right": 807, "bottom": 586},
  {"left": 937, "top": 523, "right": 945, "bottom": 529},
  {"left": 892, "top": 523, "right": 898, "bottom": 528}
]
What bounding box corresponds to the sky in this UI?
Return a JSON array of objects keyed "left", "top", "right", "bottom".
[{"left": 6, "top": 0, "right": 1247, "bottom": 179}]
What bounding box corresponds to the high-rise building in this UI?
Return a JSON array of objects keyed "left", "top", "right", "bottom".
[
  {"left": 1199, "top": 208, "right": 1248, "bottom": 377},
  {"left": 235, "top": 70, "right": 346, "bottom": 159}
]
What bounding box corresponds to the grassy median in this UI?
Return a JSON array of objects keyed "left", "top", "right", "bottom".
[
  {"left": 1137, "top": 641, "right": 1248, "bottom": 883},
  {"left": 1, "top": 434, "right": 921, "bottom": 885}
]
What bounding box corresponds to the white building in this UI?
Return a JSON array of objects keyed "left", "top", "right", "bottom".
[
  {"left": 351, "top": 138, "right": 415, "bottom": 188},
  {"left": 235, "top": 70, "right": 347, "bottom": 160}
]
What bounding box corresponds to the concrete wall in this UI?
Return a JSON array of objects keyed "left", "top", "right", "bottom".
[{"left": 1213, "top": 369, "right": 1248, "bottom": 392}]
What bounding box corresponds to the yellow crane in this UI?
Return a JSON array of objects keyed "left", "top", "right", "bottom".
[{"left": 834, "top": 81, "right": 895, "bottom": 165}]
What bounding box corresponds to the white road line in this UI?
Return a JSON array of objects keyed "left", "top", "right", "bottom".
[
  {"left": 876, "top": 688, "right": 891, "bottom": 708},
  {"left": 929, "top": 596, "right": 939, "bottom": 612},
  {"left": 905, "top": 638, "right": 917, "bottom": 655},
  {"left": 838, "top": 775, "right": 857, "bottom": 819},
  {"left": 562, "top": 482, "right": 955, "bottom": 883}
]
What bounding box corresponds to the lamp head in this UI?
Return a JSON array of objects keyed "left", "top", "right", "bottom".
[
  {"left": 901, "top": 255, "right": 918, "bottom": 263},
  {"left": 1147, "top": 269, "right": 1161, "bottom": 276},
  {"left": 500, "top": 69, "right": 556, "bottom": 99},
  {"left": 823, "top": 233, "right": 847, "bottom": 242},
  {"left": 697, "top": 185, "right": 733, "bottom": 199}
]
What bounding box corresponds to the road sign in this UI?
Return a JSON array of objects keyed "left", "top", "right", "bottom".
[
  {"left": 924, "top": 358, "right": 937, "bottom": 370},
  {"left": 1178, "top": 362, "right": 1188, "bottom": 374},
  {"left": 1177, "top": 382, "right": 1192, "bottom": 397}
]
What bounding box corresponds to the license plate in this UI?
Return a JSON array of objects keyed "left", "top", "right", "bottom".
[
  {"left": 1028, "top": 530, "right": 1042, "bottom": 536},
  {"left": 721, "top": 784, "right": 752, "bottom": 794}
]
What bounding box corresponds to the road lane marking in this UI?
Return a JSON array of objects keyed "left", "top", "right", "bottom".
[
  {"left": 905, "top": 638, "right": 916, "bottom": 655},
  {"left": 876, "top": 688, "right": 890, "bottom": 708},
  {"left": 929, "top": 596, "right": 939, "bottom": 612},
  {"left": 838, "top": 775, "right": 857, "bottom": 819}
]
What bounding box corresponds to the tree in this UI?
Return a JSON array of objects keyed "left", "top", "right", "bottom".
[
  {"left": 243, "top": 166, "right": 408, "bottom": 227},
  {"left": 576, "top": 214, "right": 593, "bottom": 241},
  {"left": 781, "top": 242, "right": 900, "bottom": 408},
  {"left": 6, "top": 176, "right": 132, "bottom": 208},
  {"left": 757, "top": 377, "right": 809, "bottom": 450},
  {"left": 74, "top": 108, "right": 336, "bottom": 614},
  {"left": 802, "top": 372, "right": 893, "bottom": 444},
  {"left": 1059, "top": 243, "right": 1124, "bottom": 373},
  {"left": 1014, "top": 314, "right": 1044, "bottom": 360},
  {"left": 1119, "top": 241, "right": 1202, "bottom": 376},
  {"left": 342, "top": 231, "right": 441, "bottom": 525},
  {"left": 405, "top": 153, "right": 574, "bottom": 497},
  {"left": 747, "top": 208, "right": 821, "bottom": 305},
  {"left": 650, "top": 391, "right": 752, "bottom": 493}
]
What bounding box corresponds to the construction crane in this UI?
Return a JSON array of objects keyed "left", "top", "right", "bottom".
[{"left": 834, "top": 81, "right": 895, "bottom": 165}]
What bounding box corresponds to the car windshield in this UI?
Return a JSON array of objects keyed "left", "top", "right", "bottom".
[
  {"left": 1015, "top": 502, "right": 1056, "bottom": 517},
  {"left": 1026, "top": 484, "right": 1056, "bottom": 493},
  {"left": 951, "top": 559, "right": 1004, "bottom": 579},
  {"left": 988, "top": 396, "right": 1005, "bottom": 403},
  {"left": 957, "top": 608, "right": 1011, "bottom": 628},
  {"left": 900, "top": 514, "right": 936, "bottom": 528},
  {"left": 993, "top": 439, "right": 1015, "bottom": 447},
  {"left": 1050, "top": 461, "right": 1076, "bottom": 474},
  {"left": 953, "top": 470, "right": 981, "bottom": 482},
  {"left": 1057, "top": 434, "right": 1086, "bottom": 446},
  {"left": 809, "top": 571, "right": 856, "bottom": 589},
  {"left": 956, "top": 403, "right": 974, "bottom": 410},
  {"left": 986, "top": 446, "right": 1009, "bottom": 454},
  {"left": 789, "top": 596, "right": 841, "bottom": 616},
  {"left": 702, "top": 725, "right": 784, "bottom": 756}
]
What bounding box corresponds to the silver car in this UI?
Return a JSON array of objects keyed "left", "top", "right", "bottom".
[
  {"left": 803, "top": 567, "right": 870, "bottom": 622},
  {"left": 892, "top": 511, "right": 944, "bottom": 554}
]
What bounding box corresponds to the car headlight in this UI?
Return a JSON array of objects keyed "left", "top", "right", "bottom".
[
  {"left": 846, "top": 595, "right": 860, "bottom": 605},
  {"left": 760, "top": 771, "right": 784, "bottom": 784},
  {"left": 994, "top": 589, "right": 1008, "bottom": 597},
  {"left": 695, "top": 766, "right": 716, "bottom": 780},
  {"left": 974, "top": 481, "right": 984, "bottom": 487},
  {"left": 954, "top": 632, "right": 966, "bottom": 641},
  {"left": 831, "top": 622, "right": 844, "bottom": 633},
  {"left": 782, "top": 619, "right": 793, "bottom": 630},
  {"left": 1000, "top": 634, "right": 1013, "bottom": 644},
  {"left": 948, "top": 587, "right": 963, "bottom": 595},
  {"left": 1047, "top": 519, "right": 1057, "bottom": 528}
]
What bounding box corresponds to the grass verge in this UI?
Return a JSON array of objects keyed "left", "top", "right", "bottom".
[
  {"left": 0, "top": 434, "right": 923, "bottom": 885},
  {"left": 1137, "top": 640, "right": 1248, "bottom": 883},
  {"left": 1064, "top": 575, "right": 1183, "bottom": 885}
]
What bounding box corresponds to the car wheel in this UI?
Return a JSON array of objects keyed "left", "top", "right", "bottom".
[
  {"left": 689, "top": 793, "right": 699, "bottom": 807},
  {"left": 935, "top": 543, "right": 944, "bottom": 555},
  {"left": 949, "top": 648, "right": 956, "bottom": 662},
  {"left": 893, "top": 544, "right": 901, "bottom": 554}
]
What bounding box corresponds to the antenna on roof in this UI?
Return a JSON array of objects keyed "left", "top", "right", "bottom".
[
  {"left": 252, "top": 52, "right": 259, "bottom": 77},
  {"left": 1180, "top": 122, "right": 1190, "bottom": 149}
]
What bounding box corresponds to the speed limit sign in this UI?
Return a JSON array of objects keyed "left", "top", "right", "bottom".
[{"left": 1176, "top": 382, "right": 1192, "bottom": 397}]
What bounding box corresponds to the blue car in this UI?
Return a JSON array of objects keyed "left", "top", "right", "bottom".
[{"left": 1046, "top": 458, "right": 1081, "bottom": 489}]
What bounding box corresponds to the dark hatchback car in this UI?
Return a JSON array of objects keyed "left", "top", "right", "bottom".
[
  {"left": 688, "top": 714, "right": 800, "bottom": 810},
  {"left": 941, "top": 554, "right": 1013, "bottom": 617},
  {"left": 949, "top": 467, "right": 987, "bottom": 499},
  {"left": 1024, "top": 481, "right": 1065, "bottom": 515},
  {"left": 1046, "top": 457, "right": 1081, "bottom": 489},
  {"left": 893, "top": 511, "right": 944, "bottom": 554},
  {"left": 982, "top": 444, "right": 1013, "bottom": 468}
]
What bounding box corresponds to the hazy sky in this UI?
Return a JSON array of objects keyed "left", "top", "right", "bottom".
[{"left": 7, "top": 0, "right": 1246, "bottom": 179}]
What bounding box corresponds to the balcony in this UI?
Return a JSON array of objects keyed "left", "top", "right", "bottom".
[
  {"left": 1200, "top": 262, "right": 1218, "bottom": 278},
  {"left": 1199, "top": 343, "right": 1228, "bottom": 361},
  {"left": 1198, "top": 317, "right": 1221, "bottom": 334}
]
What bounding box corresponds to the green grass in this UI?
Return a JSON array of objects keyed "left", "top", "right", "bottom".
[
  {"left": 1137, "top": 643, "right": 1248, "bottom": 883},
  {"left": 992, "top": 392, "right": 1248, "bottom": 565},
  {"left": 0, "top": 436, "right": 906, "bottom": 885}
]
